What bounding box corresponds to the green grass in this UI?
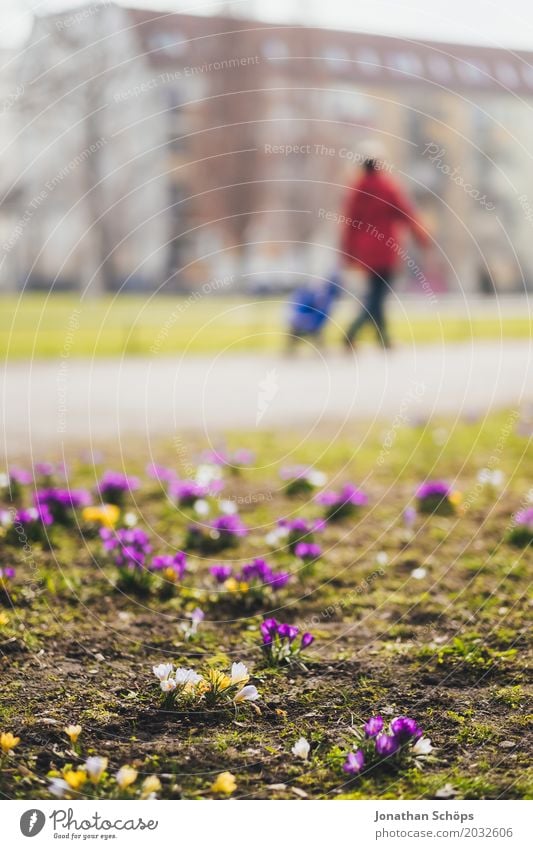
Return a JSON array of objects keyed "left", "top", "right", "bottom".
[
  {"left": 0, "top": 294, "right": 531, "bottom": 359},
  {"left": 0, "top": 410, "right": 531, "bottom": 800}
]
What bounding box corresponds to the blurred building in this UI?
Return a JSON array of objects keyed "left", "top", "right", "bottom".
[{"left": 3, "top": 3, "right": 533, "bottom": 293}]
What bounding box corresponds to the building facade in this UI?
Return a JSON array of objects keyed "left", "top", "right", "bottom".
[{"left": 3, "top": 3, "right": 533, "bottom": 293}]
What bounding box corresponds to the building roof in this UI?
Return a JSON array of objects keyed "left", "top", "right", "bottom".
[{"left": 125, "top": 7, "right": 533, "bottom": 94}]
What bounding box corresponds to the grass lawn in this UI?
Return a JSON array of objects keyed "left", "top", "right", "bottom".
[
  {"left": 0, "top": 293, "right": 531, "bottom": 359},
  {"left": 0, "top": 411, "right": 531, "bottom": 800}
]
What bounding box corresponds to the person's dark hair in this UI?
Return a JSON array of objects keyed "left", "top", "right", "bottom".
[{"left": 364, "top": 157, "right": 378, "bottom": 172}]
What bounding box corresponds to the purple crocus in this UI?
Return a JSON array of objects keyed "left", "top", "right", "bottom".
[
  {"left": 211, "top": 514, "right": 247, "bottom": 538},
  {"left": 416, "top": 480, "right": 451, "bottom": 500},
  {"left": 169, "top": 478, "right": 209, "bottom": 506},
  {"left": 294, "top": 541, "right": 322, "bottom": 561},
  {"left": 342, "top": 749, "right": 365, "bottom": 775},
  {"left": 97, "top": 471, "right": 140, "bottom": 505},
  {"left": 315, "top": 483, "right": 368, "bottom": 519},
  {"left": 150, "top": 552, "right": 187, "bottom": 581},
  {"left": 146, "top": 463, "right": 176, "bottom": 483},
  {"left": 301, "top": 632, "right": 314, "bottom": 649},
  {"left": 35, "top": 488, "right": 91, "bottom": 524},
  {"left": 515, "top": 507, "right": 533, "bottom": 529},
  {"left": 364, "top": 715, "right": 384, "bottom": 737},
  {"left": 390, "top": 716, "right": 422, "bottom": 742},
  {"left": 100, "top": 526, "right": 151, "bottom": 569},
  {"left": 8, "top": 467, "right": 32, "bottom": 485},
  {"left": 375, "top": 733, "right": 400, "bottom": 757},
  {"left": 277, "top": 623, "right": 299, "bottom": 642},
  {"left": 0, "top": 566, "right": 15, "bottom": 581},
  {"left": 260, "top": 617, "right": 279, "bottom": 644},
  {"left": 209, "top": 564, "right": 232, "bottom": 583}
]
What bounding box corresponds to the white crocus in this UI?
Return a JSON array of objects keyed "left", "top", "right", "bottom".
[
  {"left": 85, "top": 756, "right": 108, "bottom": 783},
  {"left": 291, "top": 737, "right": 310, "bottom": 760},
  {"left": 49, "top": 777, "right": 69, "bottom": 798},
  {"left": 152, "top": 663, "right": 173, "bottom": 681},
  {"left": 230, "top": 662, "right": 249, "bottom": 685},
  {"left": 123, "top": 512, "right": 138, "bottom": 527},
  {"left": 234, "top": 685, "right": 259, "bottom": 703},
  {"left": 193, "top": 499, "right": 210, "bottom": 517},
  {"left": 411, "top": 567, "right": 427, "bottom": 580},
  {"left": 413, "top": 737, "right": 433, "bottom": 755},
  {"left": 160, "top": 678, "right": 177, "bottom": 693},
  {"left": 308, "top": 469, "right": 327, "bottom": 487},
  {"left": 174, "top": 668, "right": 203, "bottom": 686},
  {"left": 220, "top": 499, "right": 237, "bottom": 515},
  {"left": 196, "top": 464, "right": 222, "bottom": 486}
]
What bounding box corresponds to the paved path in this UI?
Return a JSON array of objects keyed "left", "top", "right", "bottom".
[{"left": 2, "top": 340, "right": 532, "bottom": 454}]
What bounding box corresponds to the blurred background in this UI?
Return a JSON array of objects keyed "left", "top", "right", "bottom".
[{"left": 0, "top": 0, "right": 532, "bottom": 360}]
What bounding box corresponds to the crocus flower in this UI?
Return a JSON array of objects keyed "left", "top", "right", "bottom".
[
  {"left": 390, "top": 716, "right": 422, "bottom": 741},
  {"left": 97, "top": 472, "right": 139, "bottom": 505},
  {"left": 294, "top": 542, "right": 322, "bottom": 561},
  {"left": 49, "top": 777, "right": 69, "bottom": 798},
  {"left": 375, "top": 733, "right": 400, "bottom": 757},
  {"left": 85, "top": 756, "right": 108, "bottom": 784},
  {"left": 234, "top": 685, "right": 259, "bottom": 703},
  {"left": 146, "top": 463, "right": 176, "bottom": 482},
  {"left": 416, "top": 480, "right": 451, "bottom": 499},
  {"left": 169, "top": 478, "right": 210, "bottom": 506},
  {"left": 153, "top": 663, "right": 173, "bottom": 681},
  {"left": 141, "top": 775, "right": 162, "bottom": 798},
  {"left": 160, "top": 678, "right": 177, "bottom": 693},
  {"left": 0, "top": 731, "right": 20, "bottom": 753},
  {"left": 343, "top": 749, "right": 365, "bottom": 774},
  {"left": 291, "top": 737, "right": 310, "bottom": 760},
  {"left": 230, "top": 662, "right": 249, "bottom": 685},
  {"left": 515, "top": 507, "right": 533, "bottom": 529},
  {"left": 63, "top": 768, "right": 87, "bottom": 790},
  {"left": 364, "top": 715, "right": 384, "bottom": 737},
  {"left": 210, "top": 564, "right": 232, "bottom": 583},
  {"left": 260, "top": 618, "right": 279, "bottom": 644},
  {"left": 174, "top": 668, "right": 203, "bottom": 687},
  {"left": 35, "top": 488, "right": 91, "bottom": 524},
  {"left": 64, "top": 724, "right": 82, "bottom": 744},
  {"left": 150, "top": 552, "right": 187, "bottom": 582},
  {"left": 115, "top": 765, "right": 138, "bottom": 790},
  {"left": 211, "top": 771, "right": 236, "bottom": 795},
  {"left": 412, "top": 737, "right": 433, "bottom": 755},
  {"left": 277, "top": 623, "right": 299, "bottom": 642},
  {"left": 301, "top": 632, "right": 314, "bottom": 649}
]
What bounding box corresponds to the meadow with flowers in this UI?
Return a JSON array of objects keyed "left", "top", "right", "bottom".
[{"left": 0, "top": 410, "right": 531, "bottom": 800}]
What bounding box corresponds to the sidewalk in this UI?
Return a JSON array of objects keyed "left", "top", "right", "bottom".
[{"left": 2, "top": 339, "right": 532, "bottom": 453}]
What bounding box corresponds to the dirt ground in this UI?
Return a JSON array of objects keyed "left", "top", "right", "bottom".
[{"left": 0, "top": 416, "right": 531, "bottom": 800}]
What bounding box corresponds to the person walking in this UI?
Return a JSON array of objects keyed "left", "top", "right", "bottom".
[{"left": 340, "top": 141, "right": 429, "bottom": 350}]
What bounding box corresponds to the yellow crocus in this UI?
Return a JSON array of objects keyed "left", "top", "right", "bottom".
[
  {"left": 1, "top": 731, "right": 20, "bottom": 753},
  {"left": 64, "top": 769, "right": 87, "bottom": 790},
  {"left": 211, "top": 771, "right": 237, "bottom": 795},
  {"left": 206, "top": 669, "right": 232, "bottom": 691},
  {"left": 82, "top": 504, "right": 120, "bottom": 528}
]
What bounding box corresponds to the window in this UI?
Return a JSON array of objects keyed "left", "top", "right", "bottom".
[
  {"left": 426, "top": 55, "right": 453, "bottom": 82},
  {"left": 356, "top": 47, "right": 381, "bottom": 74},
  {"left": 388, "top": 51, "right": 423, "bottom": 76}
]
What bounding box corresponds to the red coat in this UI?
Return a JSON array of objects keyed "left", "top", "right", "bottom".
[{"left": 340, "top": 170, "right": 428, "bottom": 272}]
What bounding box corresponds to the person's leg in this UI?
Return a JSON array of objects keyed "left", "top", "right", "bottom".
[
  {"left": 372, "top": 271, "right": 393, "bottom": 348},
  {"left": 345, "top": 276, "right": 373, "bottom": 344}
]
